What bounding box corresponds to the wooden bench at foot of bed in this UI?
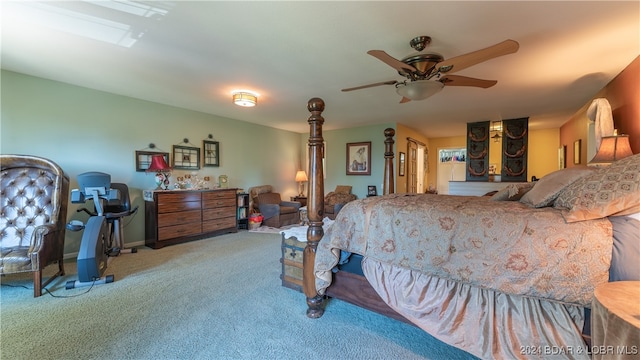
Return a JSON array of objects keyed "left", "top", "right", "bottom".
[{"left": 281, "top": 233, "right": 413, "bottom": 325}]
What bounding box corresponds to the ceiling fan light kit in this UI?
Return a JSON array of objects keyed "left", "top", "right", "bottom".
[
  {"left": 342, "top": 36, "right": 519, "bottom": 103},
  {"left": 396, "top": 80, "right": 444, "bottom": 101}
]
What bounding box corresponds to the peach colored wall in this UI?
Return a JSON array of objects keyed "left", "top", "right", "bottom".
[
  {"left": 560, "top": 56, "right": 639, "bottom": 166},
  {"left": 603, "top": 56, "right": 640, "bottom": 152}
]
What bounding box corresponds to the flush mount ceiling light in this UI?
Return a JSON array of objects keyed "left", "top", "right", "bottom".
[{"left": 232, "top": 91, "right": 258, "bottom": 107}]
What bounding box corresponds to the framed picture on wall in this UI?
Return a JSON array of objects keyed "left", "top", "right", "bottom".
[
  {"left": 346, "top": 141, "right": 371, "bottom": 175},
  {"left": 398, "top": 152, "right": 405, "bottom": 176},
  {"left": 135, "top": 151, "right": 169, "bottom": 172},
  {"left": 172, "top": 145, "right": 200, "bottom": 170},
  {"left": 203, "top": 140, "right": 219, "bottom": 167}
]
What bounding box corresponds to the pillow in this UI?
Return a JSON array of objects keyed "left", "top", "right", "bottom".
[
  {"left": 335, "top": 185, "right": 352, "bottom": 194},
  {"left": 490, "top": 182, "right": 535, "bottom": 201},
  {"left": 554, "top": 153, "right": 640, "bottom": 222},
  {"left": 608, "top": 214, "right": 640, "bottom": 281},
  {"left": 519, "top": 166, "right": 596, "bottom": 207}
]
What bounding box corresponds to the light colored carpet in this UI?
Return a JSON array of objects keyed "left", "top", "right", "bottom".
[{"left": 1, "top": 231, "right": 476, "bottom": 360}]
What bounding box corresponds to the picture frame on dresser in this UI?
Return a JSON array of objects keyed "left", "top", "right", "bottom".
[
  {"left": 172, "top": 145, "right": 200, "bottom": 170},
  {"left": 135, "top": 151, "right": 170, "bottom": 172}
]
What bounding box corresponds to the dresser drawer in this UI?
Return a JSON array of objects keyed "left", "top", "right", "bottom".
[
  {"left": 158, "top": 222, "right": 203, "bottom": 241},
  {"left": 158, "top": 200, "right": 201, "bottom": 213},
  {"left": 203, "top": 206, "right": 235, "bottom": 221},
  {"left": 202, "top": 190, "right": 236, "bottom": 208},
  {"left": 158, "top": 209, "right": 201, "bottom": 227},
  {"left": 157, "top": 192, "right": 202, "bottom": 204},
  {"left": 203, "top": 217, "right": 236, "bottom": 233}
]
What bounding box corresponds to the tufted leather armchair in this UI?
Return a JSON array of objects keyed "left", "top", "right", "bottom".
[{"left": 1, "top": 154, "right": 70, "bottom": 297}]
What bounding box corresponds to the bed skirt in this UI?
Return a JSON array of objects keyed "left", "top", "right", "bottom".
[{"left": 362, "top": 257, "right": 591, "bottom": 360}]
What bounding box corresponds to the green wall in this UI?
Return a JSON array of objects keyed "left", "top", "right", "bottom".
[
  {"left": 1, "top": 70, "right": 304, "bottom": 254},
  {"left": 1, "top": 70, "right": 394, "bottom": 255}
]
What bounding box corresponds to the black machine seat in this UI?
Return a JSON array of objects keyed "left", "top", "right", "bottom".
[{"left": 104, "top": 183, "right": 138, "bottom": 219}]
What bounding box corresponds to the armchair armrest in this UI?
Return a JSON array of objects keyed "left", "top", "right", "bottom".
[
  {"left": 280, "top": 201, "right": 301, "bottom": 210},
  {"left": 28, "top": 224, "right": 54, "bottom": 253}
]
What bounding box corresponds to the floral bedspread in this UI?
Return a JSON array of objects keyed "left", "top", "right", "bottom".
[{"left": 315, "top": 193, "right": 613, "bottom": 306}]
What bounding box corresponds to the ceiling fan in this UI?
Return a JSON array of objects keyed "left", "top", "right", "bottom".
[{"left": 342, "top": 36, "right": 519, "bottom": 103}]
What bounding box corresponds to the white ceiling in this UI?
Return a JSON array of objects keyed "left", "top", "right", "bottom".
[{"left": 2, "top": 1, "right": 638, "bottom": 138}]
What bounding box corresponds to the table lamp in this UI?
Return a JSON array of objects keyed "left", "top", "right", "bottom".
[
  {"left": 146, "top": 154, "right": 172, "bottom": 190},
  {"left": 589, "top": 134, "right": 633, "bottom": 167},
  {"left": 295, "top": 170, "right": 308, "bottom": 197}
]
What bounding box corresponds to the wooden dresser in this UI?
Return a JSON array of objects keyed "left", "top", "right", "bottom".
[{"left": 144, "top": 189, "right": 238, "bottom": 249}]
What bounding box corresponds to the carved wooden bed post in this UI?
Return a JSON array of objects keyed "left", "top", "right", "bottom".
[
  {"left": 383, "top": 128, "right": 395, "bottom": 195},
  {"left": 303, "top": 98, "right": 326, "bottom": 318}
]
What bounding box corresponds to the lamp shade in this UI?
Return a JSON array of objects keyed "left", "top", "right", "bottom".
[
  {"left": 295, "top": 170, "right": 308, "bottom": 182},
  {"left": 589, "top": 135, "right": 633, "bottom": 166},
  {"left": 395, "top": 80, "right": 444, "bottom": 101},
  {"left": 146, "top": 154, "right": 172, "bottom": 172}
]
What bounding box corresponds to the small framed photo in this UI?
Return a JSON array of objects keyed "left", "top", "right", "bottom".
[
  {"left": 367, "top": 185, "right": 377, "bottom": 196},
  {"left": 172, "top": 145, "right": 200, "bottom": 170},
  {"left": 346, "top": 141, "right": 371, "bottom": 175},
  {"left": 203, "top": 140, "right": 219, "bottom": 167},
  {"left": 135, "top": 151, "right": 169, "bottom": 172},
  {"left": 398, "top": 152, "right": 405, "bottom": 176}
]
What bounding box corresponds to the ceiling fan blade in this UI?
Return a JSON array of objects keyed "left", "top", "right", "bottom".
[
  {"left": 436, "top": 39, "right": 519, "bottom": 74},
  {"left": 341, "top": 80, "right": 398, "bottom": 92},
  {"left": 399, "top": 96, "right": 411, "bottom": 104},
  {"left": 440, "top": 75, "right": 497, "bottom": 88},
  {"left": 367, "top": 50, "right": 418, "bottom": 73}
]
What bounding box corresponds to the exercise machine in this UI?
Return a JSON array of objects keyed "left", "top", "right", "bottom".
[{"left": 65, "top": 172, "right": 137, "bottom": 289}]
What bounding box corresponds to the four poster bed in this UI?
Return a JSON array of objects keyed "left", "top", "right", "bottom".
[{"left": 299, "top": 98, "right": 640, "bottom": 359}]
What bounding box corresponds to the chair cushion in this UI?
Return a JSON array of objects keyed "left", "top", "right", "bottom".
[{"left": 0, "top": 247, "right": 33, "bottom": 273}]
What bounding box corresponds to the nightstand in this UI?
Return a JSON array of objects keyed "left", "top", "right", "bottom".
[
  {"left": 290, "top": 196, "right": 307, "bottom": 207},
  {"left": 591, "top": 281, "right": 640, "bottom": 359}
]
